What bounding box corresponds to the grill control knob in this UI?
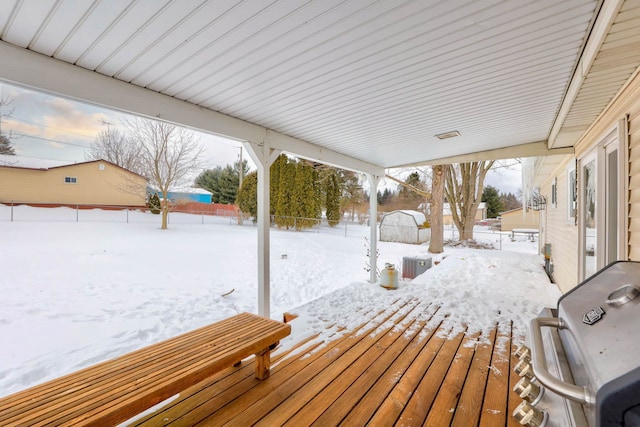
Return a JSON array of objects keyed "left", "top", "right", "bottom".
[
  {"left": 515, "top": 346, "right": 531, "bottom": 361},
  {"left": 514, "top": 377, "right": 543, "bottom": 404},
  {"left": 514, "top": 359, "right": 535, "bottom": 380},
  {"left": 513, "top": 401, "right": 547, "bottom": 427}
]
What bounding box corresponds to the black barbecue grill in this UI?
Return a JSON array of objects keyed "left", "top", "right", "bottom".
[{"left": 513, "top": 261, "right": 640, "bottom": 427}]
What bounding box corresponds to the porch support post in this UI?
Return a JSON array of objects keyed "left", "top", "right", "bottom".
[
  {"left": 242, "top": 137, "right": 281, "bottom": 318},
  {"left": 367, "top": 173, "right": 381, "bottom": 283}
]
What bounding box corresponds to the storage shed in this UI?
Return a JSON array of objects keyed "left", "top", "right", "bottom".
[
  {"left": 380, "top": 210, "right": 431, "bottom": 244},
  {"left": 166, "top": 188, "right": 213, "bottom": 204}
]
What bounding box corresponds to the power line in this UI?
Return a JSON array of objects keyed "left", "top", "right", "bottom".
[
  {"left": 9, "top": 115, "right": 96, "bottom": 141},
  {"left": 13, "top": 133, "right": 90, "bottom": 149}
]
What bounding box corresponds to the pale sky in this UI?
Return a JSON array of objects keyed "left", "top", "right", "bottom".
[
  {"left": 1, "top": 82, "right": 521, "bottom": 195},
  {"left": 0, "top": 82, "right": 247, "bottom": 172}
]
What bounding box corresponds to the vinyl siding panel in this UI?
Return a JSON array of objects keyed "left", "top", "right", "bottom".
[
  {"left": 628, "top": 77, "right": 640, "bottom": 260},
  {"left": 540, "top": 67, "right": 640, "bottom": 292},
  {"left": 539, "top": 159, "right": 579, "bottom": 293}
]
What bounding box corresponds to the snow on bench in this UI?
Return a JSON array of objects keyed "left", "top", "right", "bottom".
[{"left": 510, "top": 228, "right": 539, "bottom": 241}]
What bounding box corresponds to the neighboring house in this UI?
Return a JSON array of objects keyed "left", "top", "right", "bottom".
[
  {"left": 500, "top": 208, "right": 540, "bottom": 232},
  {"left": 442, "top": 202, "right": 486, "bottom": 226},
  {"left": 380, "top": 210, "right": 431, "bottom": 244},
  {"left": 0, "top": 155, "right": 146, "bottom": 207},
  {"left": 166, "top": 188, "right": 213, "bottom": 204},
  {"left": 525, "top": 67, "right": 640, "bottom": 293}
]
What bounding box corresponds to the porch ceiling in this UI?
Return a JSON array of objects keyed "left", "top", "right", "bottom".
[{"left": 0, "top": 0, "right": 635, "bottom": 170}]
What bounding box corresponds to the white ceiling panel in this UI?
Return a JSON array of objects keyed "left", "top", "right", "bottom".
[
  {"left": 3, "top": 0, "right": 640, "bottom": 170},
  {"left": 75, "top": 0, "right": 173, "bottom": 70},
  {"left": 1, "top": 0, "right": 57, "bottom": 48},
  {"left": 52, "top": 0, "right": 138, "bottom": 64},
  {"left": 29, "top": 0, "right": 99, "bottom": 56},
  {"left": 116, "top": 1, "right": 243, "bottom": 82}
]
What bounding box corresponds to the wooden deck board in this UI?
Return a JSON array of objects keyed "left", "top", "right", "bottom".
[
  {"left": 451, "top": 326, "right": 497, "bottom": 427},
  {"left": 131, "top": 303, "right": 523, "bottom": 427},
  {"left": 312, "top": 306, "right": 441, "bottom": 426},
  {"left": 422, "top": 331, "right": 482, "bottom": 426},
  {"left": 479, "top": 321, "right": 513, "bottom": 426}
]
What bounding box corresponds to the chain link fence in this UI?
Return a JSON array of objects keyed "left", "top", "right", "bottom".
[
  {"left": 1, "top": 202, "right": 529, "bottom": 247},
  {"left": 0, "top": 203, "right": 373, "bottom": 238}
]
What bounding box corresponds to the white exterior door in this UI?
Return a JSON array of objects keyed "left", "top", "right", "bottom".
[{"left": 578, "top": 127, "right": 624, "bottom": 281}]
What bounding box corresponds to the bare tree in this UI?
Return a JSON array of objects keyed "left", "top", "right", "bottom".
[
  {"left": 0, "top": 134, "right": 15, "bottom": 155},
  {"left": 0, "top": 96, "right": 16, "bottom": 155},
  {"left": 126, "top": 118, "right": 204, "bottom": 229},
  {"left": 87, "top": 127, "right": 143, "bottom": 173},
  {"left": 385, "top": 174, "right": 431, "bottom": 200},
  {"left": 429, "top": 164, "right": 448, "bottom": 253},
  {"left": 444, "top": 161, "right": 494, "bottom": 241}
]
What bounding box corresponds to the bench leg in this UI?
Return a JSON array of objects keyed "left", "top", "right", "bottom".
[{"left": 255, "top": 348, "right": 271, "bottom": 380}]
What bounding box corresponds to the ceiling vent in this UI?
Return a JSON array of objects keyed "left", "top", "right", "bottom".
[{"left": 435, "top": 130, "right": 461, "bottom": 139}]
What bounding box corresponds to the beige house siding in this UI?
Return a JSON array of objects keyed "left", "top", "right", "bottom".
[
  {"left": 628, "top": 91, "right": 640, "bottom": 259},
  {"left": 499, "top": 208, "right": 539, "bottom": 232},
  {"left": 538, "top": 158, "right": 580, "bottom": 293},
  {"left": 0, "top": 160, "right": 146, "bottom": 206},
  {"left": 537, "top": 69, "right": 640, "bottom": 292},
  {"left": 572, "top": 69, "right": 640, "bottom": 264}
]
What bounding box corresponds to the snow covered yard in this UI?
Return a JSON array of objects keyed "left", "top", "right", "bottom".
[{"left": 0, "top": 206, "right": 560, "bottom": 399}]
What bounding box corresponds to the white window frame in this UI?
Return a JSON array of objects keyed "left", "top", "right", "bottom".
[{"left": 566, "top": 161, "right": 577, "bottom": 224}]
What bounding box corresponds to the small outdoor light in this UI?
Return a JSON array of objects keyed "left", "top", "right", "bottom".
[{"left": 532, "top": 195, "right": 547, "bottom": 211}]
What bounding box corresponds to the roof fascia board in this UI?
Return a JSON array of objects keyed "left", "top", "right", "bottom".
[
  {"left": 395, "top": 141, "right": 574, "bottom": 167},
  {"left": 548, "top": 0, "right": 624, "bottom": 148},
  {"left": 265, "top": 130, "right": 384, "bottom": 175},
  {"left": 0, "top": 42, "right": 383, "bottom": 176}
]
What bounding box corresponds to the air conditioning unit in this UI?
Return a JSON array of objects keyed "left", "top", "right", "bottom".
[{"left": 402, "top": 256, "right": 432, "bottom": 279}]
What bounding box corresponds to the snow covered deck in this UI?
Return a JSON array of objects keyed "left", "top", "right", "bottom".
[{"left": 128, "top": 297, "right": 522, "bottom": 426}]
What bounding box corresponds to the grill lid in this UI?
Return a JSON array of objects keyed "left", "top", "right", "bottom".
[{"left": 557, "top": 261, "right": 640, "bottom": 425}]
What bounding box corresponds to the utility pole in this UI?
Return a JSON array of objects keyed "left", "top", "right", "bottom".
[{"left": 239, "top": 146, "right": 244, "bottom": 188}]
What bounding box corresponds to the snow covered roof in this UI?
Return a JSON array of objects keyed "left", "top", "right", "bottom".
[
  {"left": 388, "top": 210, "right": 427, "bottom": 224},
  {"left": 0, "top": 154, "right": 72, "bottom": 170},
  {"left": 0, "top": 155, "right": 147, "bottom": 179},
  {"left": 170, "top": 187, "right": 213, "bottom": 195}
]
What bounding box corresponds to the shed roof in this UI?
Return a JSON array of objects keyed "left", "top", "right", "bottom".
[
  {"left": 170, "top": 187, "right": 213, "bottom": 196},
  {"left": 0, "top": 154, "right": 71, "bottom": 170},
  {"left": 0, "top": 155, "right": 146, "bottom": 179},
  {"left": 384, "top": 210, "right": 427, "bottom": 225}
]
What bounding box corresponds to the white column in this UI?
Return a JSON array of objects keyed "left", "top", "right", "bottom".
[
  {"left": 242, "top": 138, "right": 280, "bottom": 318},
  {"left": 367, "top": 174, "right": 380, "bottom": 283}
]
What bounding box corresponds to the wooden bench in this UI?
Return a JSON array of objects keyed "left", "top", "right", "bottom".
[{"left": 0, "top": 312, "right": 290, "bottom": 427}]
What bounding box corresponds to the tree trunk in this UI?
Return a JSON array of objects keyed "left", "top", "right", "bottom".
[
  {"left": 161, "top": 209, "right": 168, "bottom": 229},
  {"left": 461, "top": 220, "right": 474, "bottom": 240},
  {"left": 444, "top": 161, "right": 494, "bottom": 241},
  {"left": 161, "top": 191, "right": 169, "bottom": 229},
  {"left": 429, "top": 164, "right": 448, "bottom": 253}
]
